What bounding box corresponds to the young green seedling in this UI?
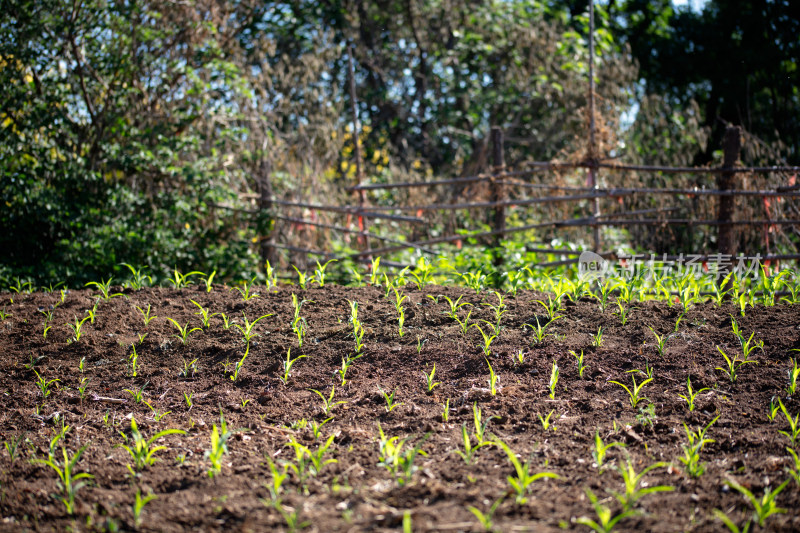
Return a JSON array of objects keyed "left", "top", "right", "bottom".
[
  {"left": 538, "top": 410, "right": 556, "bottom": 431},
  {"left": 591, "top": 430, "right": 625, "bottom": 470},
  {"left": 165, "top": 318, "right": 201, "bottom": 346},
  {"left": 485, "top": 358, "right": 498, "bottom": 396},
  {"left": 116, "top": 416, "right": 186, "bottom": 472},
  {"left": 467, "top": 495, "right": 504, "bottom": 533},
  {"left": 179, "top": 357, "right": 199, "bottom": 378},
  {"left": 124, "top": 382, "right": 148, "bottom": 403},
  {"left": 523, "top": 317, "right": 556, "bottom": 344},
  {"left": 454, "top": 307, "right": 474, "bottom": 336},
  {"left": 205, "top": 411, "right": 241, "bottom": 478},
  {"left": 592, "top": 326, "right": 604, "bottom": 347},
  {"left": 133, "top": 489, "right": 157, "bottom": 528},
  {"left": 229, "top": 343, "right": 250, "bottom": 382},
  {"left": 471, "top": 323, "right": 497, "bottom": 357},
  {"left": 577, "top": 489, "right": 638, "bottom": 533},
  {"left": 279, "top": 349, "right": 306, "bottom": 385},
  {"left": 716, "top": 346, "right": 758, "bottom": 383},
  {"left": 786, "top": 447, "right": 800, "bottom": 487},
  {"left": 453, "top": 422, "right": 494, "bottom": 465},
  {"left": 201, "top": 270, "right": 217, "bottom": 292},
  {"left": 678, "top": 376, "right": 710, "bottom": 412},
  {"left": 167, "top": 269, "right": 203, "bottom": 289},
  {"left": 391, "top": 286, "right": 408, "bottom": 337},
  {"left": 120, "top": 263, "right": 152, "bottom": 290},
  {"left": 128, "top": 343, "right": 140, "bottom": 377},
  {"left": 493, "top": 438, "right": 559, "bottom": 504},
  {"left": 234, "top": 311, "right": 274, "bottom": 344},
  {"left": 292, "top": 266, "right": 311, "bottom": 290},
  {"left": 648, "top": 327, "right": 669, "bottom": 356},
  {"left": 33, "top": 370, "right": 60, "bottom": 399},
  {"left": 66, "top": 315, "right": 91, "bottom": 342},
  {"left": 724, "top": 477, "right": 791, "bottom": 527},
  {"left": 548, "top": 360, "right": 559, "bottom": 399},
  {"left": 190, "top": 300, "right": 217, "bottom": 329},
  {"left": 421, "top": 363, "right": 441, "bottom": 393},
  {"left": 233, "top": 276, "right": 260, "bottom": 300},
  {"left": 308, "top": 386, "right": 347, "bottom": 416},
  {"left": 336, "top": 353, "right": 363, "bottom": 386},
  {"left": 380, "top": 387, "right": 404, "bottom": 412},
  {"left": 609, "top": 375, "right": 652, "bottom": 409},
  {"left": 570, "top": 349, "right": 589, "bottom": 379},
  {"left": 442, "top": 295, "right": 471, "bottom": 320},
  {"left": 135, "top": 304, "right": 157, "bottom": 327},
  {"left": 84, "top": 301, "right": 99, "bottom": 324},
  {"left": 787, "top": 355, "right": 800, "bottom": 396},
  {"left": 611, "top": 459, "right": 674, "bottom": 511},
  {"left": 375, "top": 424, "right": 428, "bottom": 485},
  {"left": 679, "top": 416, "right": 719, "bottom": 478},
  {"left": 33, "top": 441, "right": 93, "bottom": 515},
  {"left": 777, "top": 399, "right": 800, "bottom": 446},
  {"left": 85, "top": 278, "right": 125, "bottom": 301}
]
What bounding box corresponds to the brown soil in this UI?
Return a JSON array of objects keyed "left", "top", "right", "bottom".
[{"left": 0, "top": 283, "right": 799, "bottom": 532}]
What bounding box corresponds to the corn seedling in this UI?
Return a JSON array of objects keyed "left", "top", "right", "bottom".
[
  {"left": 468, "top": 495, "right": 504, "bottom": 533},
  {"left": 592, "top": 326, "right": 604, "bottom": 347},
  {"left": 548, "top": 360, "right": 559, "bottom": 399},
  {"left": 0, "top": 307, "right": 10, "bottom": 321},
  {"left": 133, "top": 489, "right": 156, "bottom": 528},
  {"left": 454, "top": 307, "right": 474, "bottom": 336},
  {"left": 421, "top": 363, "right": 441, "bottom": 393},
  {"left": 66, "top": 315, "right": 91, "bottom": 342},
  {"left": 135, "top": 304, "right": 157, "bottom": 327},
  {"left": 190, "top": 300, "right": 217, "bottom": 329},
  {"left": 392, "top": 287, "right": 408, "bottom": 336},
  {"left": 609, "top": 375, "right": 652, "bottom": 409},
  {"left": 309, "top": 417, "right": 332, "bottom": 440},
  {"left": 167, "top": 268, "right": 201, "bottom": 289},
  {"left": 591, "top": 430, "right": 625, "bottom": 469},
  {"left": 679, "top": 416, "right": 719, "bottom": 478},
  {"left": 471, "top": 323, "right": 496, "bottom": 357},
  {"left": 376, "top": 424, "right": 429, "bottom": 485},
  {"left": 538, "top": 410, "right": 556, "bottom": 431},
  {"left": 367, "top": 256, "right": 382, "bottom": 286},
  {"left": 647, "top": 327, "right": 669, "bottom": 356},
  {"left": 336, "top": 353, "right": 362, "bottom": 386},
  {"left": 229, "top": 343, "right": 250, "bottom": 381},
  {"left": 380, "top": 387, "right": 404, "bottom": 412},
  {"left": 523, "top": 317, "right": 556, "bottom": 344},
  {"left": 75, "top": 377, "right": 90, "bottom": 402},
  {"left": 165, "top": 318, "right": 201, "bottom": 346},
  {"left": 611, "top": 459, "right": 673, "bottom": 511},
  {"left": 290, "top": 294, "right": 312, "bottom": 347},
  {"left": 233, "top": 275, "right": 260, "bottom": 300},
  {"left": 716, "top": 346, "right": 757, "bottom": 383},
  {"left": 442, "top": 398, "right": 450, "bottom": 422},
  {"left": 576, "top": 489, "right": 638, "bottom": 533},
  {"left": 309, "top": 386, "right": 346, "bottom": 416},
  {"left": 712, "top": 508, "right": 752, "bottom": 533},
  {"left": 279, "top": 349, "right": 306, "bottom": 385},
  {"left": 453, "top": 422, "right": 494, "bottom": 465},
  {"left": 145, "top": 401, "right": 171, "bottom": 422},
  {"left": 471, "top": 402, "right": 497, "bottom": 445},
  {"left": 614, "top": 300, "right": 636, "bottom": 326},
  {"left": 33, "top": 370, "right": 59, "bottom": 399},
  {"left": 200, "top": 270, "right": 216, "bottom": 292},
  {"left": 724, "top": 477, "right": 790, "bottom": 527},
  {"left": 183, "top": 391, "right": 193, "bottom": 407},
  {"left": 739, "top": 332, "right": 764, "bottom": 359},
  {"left": 218, "top": 312, "right": 232, "bottom": 330},
  {"left": 292, "top": 266, "right": 310, "bottom": 290},
  {"left": 84, "top": 301, "right": 99, "bottom": 324},
  {"left": 786, "top": 447, "right": 800, "bottom": 486},
  {"left": 205, "top": 411, "right": 240, "bottom": 478},
  {"left": 483, "top": 291, "right": 507, "bottom": 328},
  {"left": 234, "top": 311, "right": 273, "bottom": 344},
  {"left": 4, "top": 434, "right": 25, "bottom": 464},
  {"left": 678, "top": 376, "right": 709, "bottom": 412},
  {"left": 786, "top": 357, "right": 800, "bottom": 396},
  {"left": 85, "top": 278, "right": 125, "bottom": 300},
  {"left": 570, "top": 349, "right": 589, "bottom": 379},
  {"left": 766, "top": 396, "right": 780, "bottom": 422},
  {"left": 120, "top": 263, "right": 151, "bottom": 290},
  {"left": 179, "top": 357, "right": 198, "bottom": 378},
  {"left": 777, "top": 399, "right": 800, "bottom": 446},
  {"left": 128, "top": 343, "right": 140, "bottom": 377},
  {"left": 124, "top": 382, "right": 148, "bottom": 403},
  {"left": 442, "top": 295, "right": 471, "bottom": 320},
  {"left": 33, "top": 442, "right": 93, "bottom": 515},
  {"left": 264, "top": 260, "right": 279, "bottom": 290},
  {"left": 460, "top": 269, "right": 487, "bottom": 294},
  {"left": 409, "top": 256, "right": 435, "bottom": 289},
  {"left": 286, "top": 434, "right": 337, "bottom": 484},
  {"left": 493, "top": 437, "right": 559, "bottom": 504},
  {"left": 592, "top": 279, "right": 617, "bottom": 313},
  {"left": 484, "top": 358, "right": 499, "bottom": 396},
  {"left": 116, "top": 416, "right": 185, "bottom": 472}
]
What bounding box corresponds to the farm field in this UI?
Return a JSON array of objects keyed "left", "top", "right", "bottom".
[{"left": 1, "top": 274, "right": 799, "bottom": 532}]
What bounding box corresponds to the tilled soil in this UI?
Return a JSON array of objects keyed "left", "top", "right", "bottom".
[{"left": 0, "top": 283, "right": 799, "bottom": 532}]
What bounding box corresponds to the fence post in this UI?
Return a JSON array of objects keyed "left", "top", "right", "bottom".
[
  {"left": 257, "top": 158, "right": 276, "bottom": 268},
  {"left": 490, "top": 127, "right": 506, "bottom": 269},
  {"left": 348, "top": 44, "right": 370, "bottom": 254},
  {"left": 717, "top": 126, "right": 742, "bottom": 258}
]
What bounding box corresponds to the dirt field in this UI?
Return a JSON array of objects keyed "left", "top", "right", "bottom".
[{"left": 1, "top": 283, "right": 799, "bottom": 532}]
